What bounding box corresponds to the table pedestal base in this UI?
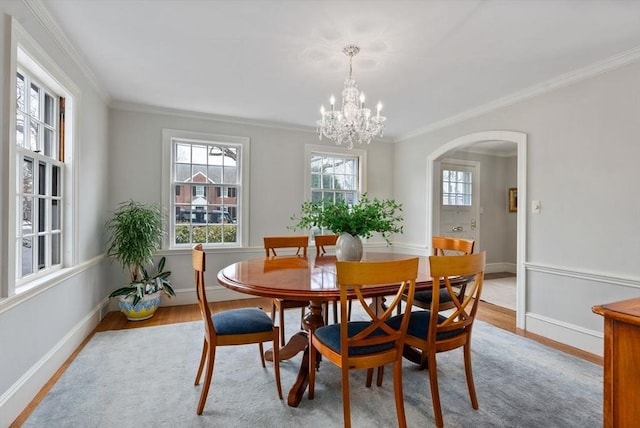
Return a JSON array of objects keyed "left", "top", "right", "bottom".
[
  {"left": 263, "top": 300, "right": 325, "bottom": 407},
  {"left": 264, "top": 332, "right": 307, "bottom": 362}
]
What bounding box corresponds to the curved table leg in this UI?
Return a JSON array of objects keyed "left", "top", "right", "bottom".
[
  {"left": 287, "top": 300, "right": 325, "bottom": 407},
  {"left": 264, "top": 332, "right": 308, "bottom": 362}
]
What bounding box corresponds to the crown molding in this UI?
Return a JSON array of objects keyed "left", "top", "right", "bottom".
[
  {"left": 111, "top": 100, "right": 396, "bottom": 143},
  {"left": 22, "top": 0, "right": 111, "bottom": 103},
  {"left": 397, "top": 45, "right": 640, "bottom": 142},
  {"left": 111, "top": 100, "right": 318, "bottom": 133}
]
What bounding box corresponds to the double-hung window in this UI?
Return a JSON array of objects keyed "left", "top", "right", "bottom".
[
  {"left": 163, "top": 130, "right": 249, "bottom": 248},
  {"left": 7, "top": 23, "right": 76, "bottom": 297},
  {"left": 16, "top": 70, "right": 64, "bottom": 280},
  {"left": 305, "top": 145, "right": 366, "bottom": 236}
]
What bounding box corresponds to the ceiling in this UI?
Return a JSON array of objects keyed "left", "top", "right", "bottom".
[{"left": 42, "top": 0, "right": 640, "bottom": 140}]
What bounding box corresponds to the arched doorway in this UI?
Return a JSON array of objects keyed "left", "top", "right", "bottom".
[{"left": 426, "top": 131, "right": 527, "bottom": 328}]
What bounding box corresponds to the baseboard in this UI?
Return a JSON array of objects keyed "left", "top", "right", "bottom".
[
  {"left": 0, "top": 298, "right": 109, "bottom": 427},
  {"left": 486, "top": 262, "right": 516, "bottom": 274},
  {"left": 525, "top": 312, "right": 603, "bottom": 357},
  {"left": 107, "top": 286, "right": 251, "bottom": 311}
]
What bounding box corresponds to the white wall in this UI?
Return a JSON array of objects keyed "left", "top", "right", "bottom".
[
  {"left": 394, "top": 60, "right": 640, "bottom": 355},
  {"left": 107, "top": 105, "right": 396, "bottom": 305},
  {"left": 0, "top": 3, "right": 111, "bottom": 425}
]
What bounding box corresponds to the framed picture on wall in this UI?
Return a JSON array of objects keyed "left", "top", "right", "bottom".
[{"left": 508, "top": 188, "right": 517, "bottom": 212}]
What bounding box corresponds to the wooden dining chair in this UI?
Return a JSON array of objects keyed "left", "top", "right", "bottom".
[
  {"left": 399, "top": 236, "right": 475, "bottom": 315},
  {"left": 390, "top": 251, "right": 486, "bottom": 427},
  {"left": 264, "top": 235, "right": 310, "bottom": 346},
  {"left": 416, "top": 236, "right": 475, "bottom": 310},
  {"left": 314, "top": 234, "right": 349, "bottom": 324},
  {"left": 308, "top": 257, "right": 419, "bottom": 428},
  {"left": 192, "top": 244, "right": 282, "bottom": 415}
]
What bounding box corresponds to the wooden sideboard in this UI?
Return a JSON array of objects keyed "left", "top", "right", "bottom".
[{"left": 592, "top": 298, "right": 640, "bottom": 428}]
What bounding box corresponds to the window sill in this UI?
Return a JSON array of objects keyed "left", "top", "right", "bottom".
[{"left": 0, "top": 255, "right": 105, "bottom": 315}]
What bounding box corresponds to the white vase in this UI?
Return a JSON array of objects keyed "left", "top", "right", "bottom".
[{"left": 336, "top": 233, "right": 363, "bottom": 261}]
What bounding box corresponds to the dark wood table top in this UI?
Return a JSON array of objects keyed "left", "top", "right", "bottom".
[{"left": 217, "top": 252, "right": 437, "bottom": 301}]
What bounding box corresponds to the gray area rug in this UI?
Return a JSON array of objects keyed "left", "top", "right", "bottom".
[{"left": 24, "top": 305, "right": 602, "bottom": 427}]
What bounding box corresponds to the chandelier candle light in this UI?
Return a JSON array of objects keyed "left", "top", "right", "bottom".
[{"left": 316, "top": 45, "right": 386, "bottom": 149}]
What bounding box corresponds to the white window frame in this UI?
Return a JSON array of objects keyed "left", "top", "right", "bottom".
[
  {"left": 3, "top": 19, "right": 78, "bottom": 298},
  {"left": 304, "top": 144, "right": 367, "bottom": 237},
  {"left": 162, "top": 129, "right": 250, "bottom": 249}
]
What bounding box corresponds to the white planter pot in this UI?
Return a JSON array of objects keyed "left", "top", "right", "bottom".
[{"left": 335, "top": 233, "right": 363, "bottom": 261}]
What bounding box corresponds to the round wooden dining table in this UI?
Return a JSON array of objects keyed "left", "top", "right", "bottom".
[{"left": 217, "top": 251, "right": 438, "bottom": 407}]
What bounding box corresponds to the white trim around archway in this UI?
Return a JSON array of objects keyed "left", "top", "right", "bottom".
[{"left": 426, "top": 131, "right": 527, "bottom": 328}]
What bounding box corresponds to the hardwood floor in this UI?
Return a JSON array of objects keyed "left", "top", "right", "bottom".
[{"left": 10, "top": 296, "right": 602, "bottom": 427}]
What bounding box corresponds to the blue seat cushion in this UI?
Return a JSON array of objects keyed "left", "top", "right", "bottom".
[
  {"left": 387, "top": 311, "right": 463, "bottom": 340},
  {"left": 314, "top": 321, "right": 395, "bottom": 356},
  {"left": 212, "top": 308, "right": 273, "bottom": 335},
  {"left": 413, "top": 289, "right": 453, "bottom": 305}
]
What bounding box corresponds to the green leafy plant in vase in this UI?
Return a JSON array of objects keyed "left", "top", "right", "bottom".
[
  {"left": 290, "top": 193, "right": 403, "bottom": 261},
  {"left": 106, "top": 200, "right": 175, "bottom": 320}
]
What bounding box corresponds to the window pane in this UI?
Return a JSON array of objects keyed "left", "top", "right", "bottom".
[
  {"left": 44, "top": 128, "right": 53, "bottom": 157},
  {"left": 223, "top": 166, "right": 238, "bottom": 184},
  {"left": 23, "top": 158, "right": 34, "bottom": 193},
  {"left": 175, "top": 143, "right": 191, "bottom": 163},
  {"left": 175, "top": 225, "right": 190, "bottom": 243},
  {"left": 22, "top": 197, "right": 33, "bottom": 234},
  {"left": 225, "top": 147, "right": 237, "bottom": 165},
  {"left": 192, "top": 226, "right": 207, "bottom": 243},
  {"left": 311, "top": 173, "right": 320, "bottom": 188},
  {"left": 38, "top": 235, "right": 46, "bottom": 270},
  {"left": 207, "top": 145, "right": 224, "bottom": 164},
  {"left": 192, "top": 145, "right": 207, "bottom": 165},
  {"left": 16, "top": 113, "right": 25, "bottom": 148},
  {"left": 52, "top": 200, "right": 60, "bottom": 230},
  {"left": 208, "top": 165, "right": 222, "bottom": 183},
  {"left": 38, "top": 162, "right": 46, "bottom": 195},
  {"left": 52, "top": 166, "right": 60, "bottom": 196},
  {"left": 21, "top": 238, "right": 33, "bottom": 276},
  {"left": 17, "top": 72, "right": 25, "bottom": 111},
  {"left": 30, "top": 83, "right": 40, "bottom": 118},
  {"left": 191, "top": 165, "right": 206, "bottom": 185},
  {"left": 51, "top": 233, "right": 61, "bottom": 265},
  {"left": 44, "top": 94, "right": 54, "bottom": 125},
  {"left": 175, "top": 164, "right": 191, "bottom": 182},
  {"left": 38, "top": 198, "right": 46, "bottom": 232},
  {"left": 29, "top": 120, "right": 39, "bottom": 152}
]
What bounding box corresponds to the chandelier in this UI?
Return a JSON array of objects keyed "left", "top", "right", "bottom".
[{"left": 316, "top": 45, "right": 386, "bottom": 149}]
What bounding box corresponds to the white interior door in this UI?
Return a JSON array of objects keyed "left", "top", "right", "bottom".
[{"left": 437, "top": 160, "right": 480, "bottom": 247}]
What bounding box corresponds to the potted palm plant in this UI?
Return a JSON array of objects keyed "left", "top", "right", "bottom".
[
  {"left": 106, "top": 200, "right": 175, "bottom": 321},
  {"left": 290, "top": 193, "right": 403, "bottom": 261}
]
